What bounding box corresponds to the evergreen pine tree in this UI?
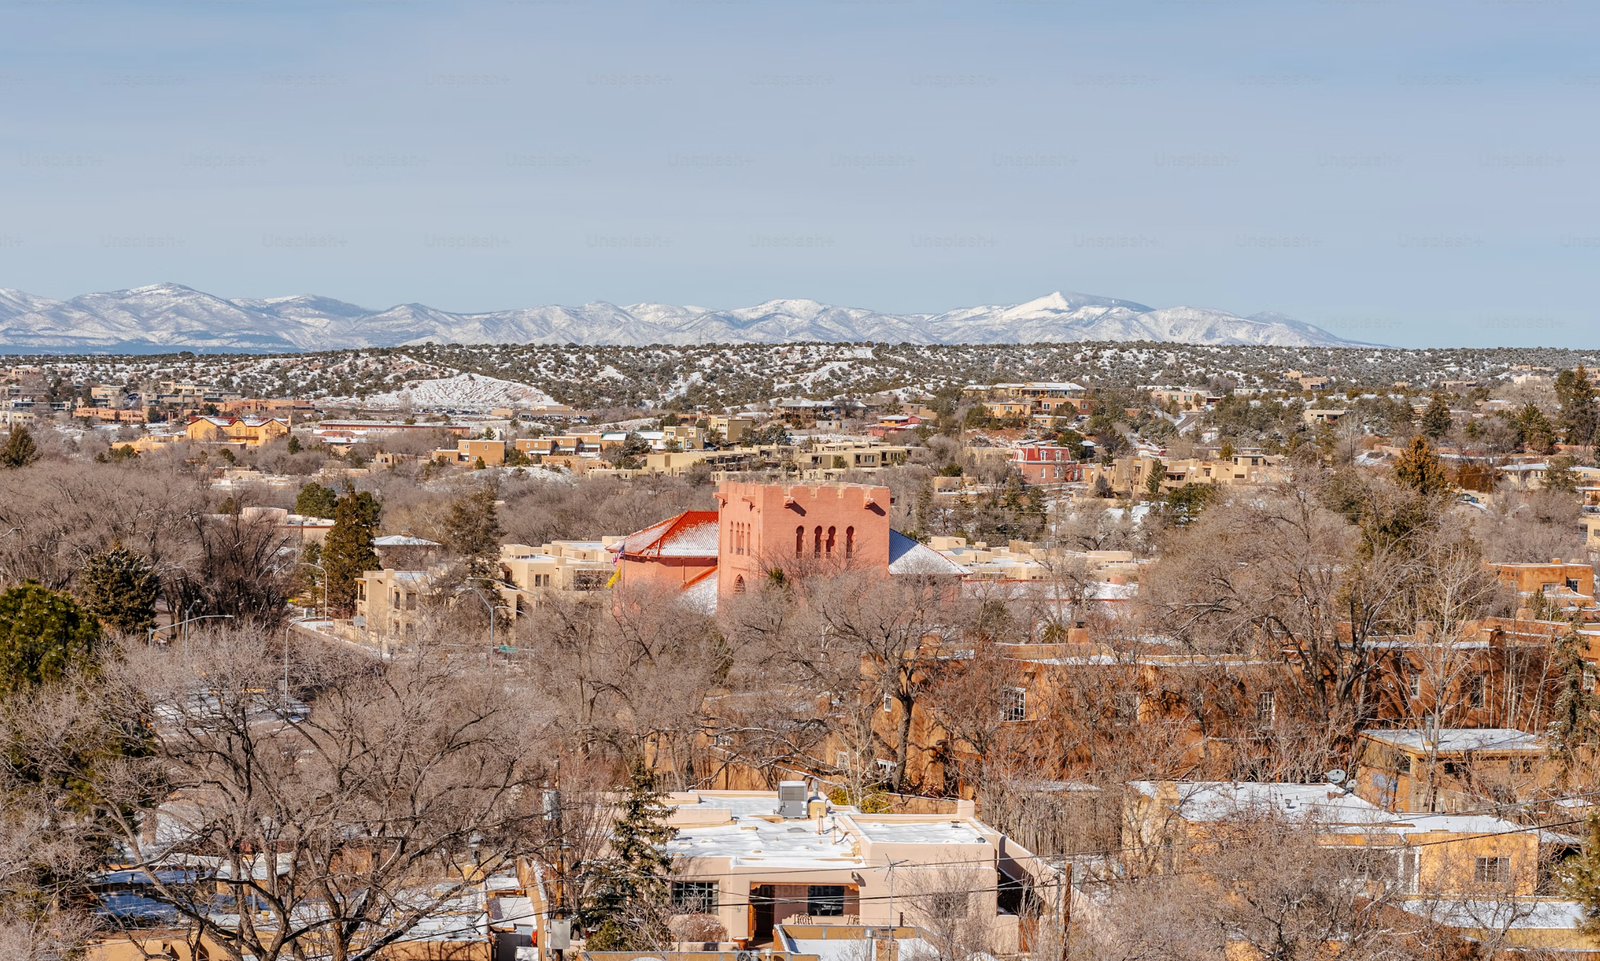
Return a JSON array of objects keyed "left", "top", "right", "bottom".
[
  {"left": 0, "top": 582, "right": 104, "bottom": 698},
  {"left": 1556, "top": 365, "right": 1599, "bottom": 447},
  {"left": 444, "top": 484, "right": 504, "bottom": 579},
  {"left": 1143, "top": 459, "right": 1164, "bottom": 500},
  {"left": 1419, "top": 394, "right": 1453, "bottom": 440},
  {"left": 1544, "top": 455, "right": 1580, "bottom": 494},
  {"left": 582, "top": 758, "right": 679, "bottom": 950},
  {"left": 0, "top": 425, "right": 40, "bottom": 468},
  {"left": 1515, "top": 403, "right": 1558, "bottom": 454},
  {"left": 294, "top": 482, "right": 339, "bottom": 519},
  {"left": 1547, "top": 627, "right": 1600, "bottom": 784},
  {"left": 1393, "top": 436, "right": 1451, "bottom": 496},
  {"left": 1562, "top": 813, "right": 1600, "bottom": 934},
  {"left": 320, "top": 482, "right": 381, "bottom": 616},
  {"left": 78, "top": 542, "right": 160, "bottom": 634}
]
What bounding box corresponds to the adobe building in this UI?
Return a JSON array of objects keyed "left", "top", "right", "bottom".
[
  {"left": 517, "top": 786, "right": 1062, "bottom": 951},
  {"left": 1491, "top": 560, "right": 1597, "bottom": 618},
  {"left": 1353, "top": 728, "right": 1553, "bottom": 814},
  {"left": 1125, "top": 779, "right": 1577, "bottom": 900},
  {"left": 184, "top": 415, "right": 290, "bottom": 446}
]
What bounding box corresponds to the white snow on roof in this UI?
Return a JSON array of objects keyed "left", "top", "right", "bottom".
[
  {"left": 1130, "top": 781, "right": 1385, "bottom": 825},
  {"left": 853, "top": 820, "right": 986, "bottom": 845},
  {"left": 1131, "top": 780, "right": 1579, "bottom": 843},
  {"left": 1397, "top": 898, "right": 1587, "bottom": 931},
  {"left": 786, "top": 936, "right": 941, "bottom": 961},
  {"left": 374, "top": 534, "right": 440, "bottom": 547},
  {"left": 662, "top": 518, "right": 720, "bottom": 557},
  {"left": 682, "top": 571, "right": 719, "bottom": 615},
  {"left": 1361, "top": 729, "right": 1546, "bottom": 753},
  {"left": 668, "top": 820, "right": 863, "bottom": 868},
  {"left": 888, "top": 530, "right": 968, "bottom": 576}
]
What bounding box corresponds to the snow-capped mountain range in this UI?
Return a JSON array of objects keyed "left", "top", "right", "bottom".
[{"left": 0, "top": 283, "right": 1369, "bottom": 353}]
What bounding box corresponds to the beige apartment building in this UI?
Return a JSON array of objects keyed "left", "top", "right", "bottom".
[
  {"left": 495, "top": 540, "right": 618, "bottom": 616},
  {"left": 355, "top": 568, "right": 436, "bottom": 640},
  {"left": 709, "top": 414, "right": 755, "bottom": 443},
  {"left": 433, "top": 438, "right": 508, "bottom": 466},
  {"left": 1089, "top": 451, "right": 1288, "bottom": 496}
]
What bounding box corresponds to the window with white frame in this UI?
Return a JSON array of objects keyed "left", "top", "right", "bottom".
[
  {"left": 1001, "top": 687, "right": 1027, "bottom": 723},
  {"left": 1474, "top": 857, "right": 1510, "bottom": 883},
  {"left": 1257, "top": 691, "right": 1276, "bottom": 724}
]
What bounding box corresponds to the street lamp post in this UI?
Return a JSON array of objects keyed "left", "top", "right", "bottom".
[
  {"left": 147, "top": 613, "right": 237, "bottom": 647},
  {"left": 299, "top": 560, "right": 327, "bottom": 619},
  {"left": 463, "top": 577, "right": 503, "bottom": 668},
  {"left": 283, "top": 613, "right": 314, "bottom": 694}
]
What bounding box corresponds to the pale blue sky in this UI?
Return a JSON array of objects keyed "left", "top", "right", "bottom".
[{"left": 1, "top": 0, "right": 1595, "bottom": 347}]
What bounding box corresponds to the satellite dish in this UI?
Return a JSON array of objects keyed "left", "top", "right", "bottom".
[{"left": 1325, "top": 768, "right": 1348, "bottom": 785}]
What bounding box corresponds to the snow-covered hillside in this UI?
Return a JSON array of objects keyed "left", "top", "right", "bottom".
[{"left": 353, "top": 373, "right": 557, "bottom": 412}]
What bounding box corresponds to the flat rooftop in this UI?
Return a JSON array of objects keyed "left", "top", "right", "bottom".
[{"left": 1361, "top": 729, "right": 1546, "bottom": 754}]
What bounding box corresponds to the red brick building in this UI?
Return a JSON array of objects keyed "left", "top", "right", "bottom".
[
  {"left": 1012, "top": 442, "right": 1085, "bottom": 485},
  {"left": 611, "top": 481, "right": 964, "bottom": 612}
]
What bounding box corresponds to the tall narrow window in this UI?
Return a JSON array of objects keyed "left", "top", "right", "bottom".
[
  {"left": 814, "top": 526, "right": 823, "bottom": 557},
  {"left": 796, "top": 526, "right": 805, "bottom": 557},
  {"left": 826, "top": 526, "right": 836, "bottom": 556},
  {"left": 845, "top": 526, "right": 855, "bottom": 557}
]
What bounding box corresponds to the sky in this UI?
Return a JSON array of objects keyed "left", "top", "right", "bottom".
[{"left": 0, "top": 0, "right": 1595, "bottom": 349}]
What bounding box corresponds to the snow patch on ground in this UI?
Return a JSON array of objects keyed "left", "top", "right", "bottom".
[{"left": 351, "top": 373, "right": 556, "bottom": 412}]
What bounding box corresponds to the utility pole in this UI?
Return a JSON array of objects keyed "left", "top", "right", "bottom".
[
  {"left": 545, "top": 773, "right": 571, "bottom": 961},
  {"left": 1058, "top": 861, "right": 1073, "bottom": 961}
]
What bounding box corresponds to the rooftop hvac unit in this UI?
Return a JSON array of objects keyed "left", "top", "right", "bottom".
[{"left": 777, "top": 780, "right": 809, "bottom": 819}]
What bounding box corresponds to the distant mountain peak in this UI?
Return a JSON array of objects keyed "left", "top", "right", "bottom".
[{"left": 0, "top": 283, "right": 1372, "bottom": 353}]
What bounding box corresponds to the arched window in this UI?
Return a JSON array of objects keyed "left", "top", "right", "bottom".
[
  {"left": 845, "top": 526, "right": 855, "bottom": 558},
  {"left": 796, "top": 525, "right": 805, "bottom": 557},
  {"left": 734, "top": 575, "right": 746, "bottom": 594},
  {"left": 813, "top": 526, "right": 823, "bottom": 557},
  {"left": 825, "top": 526, "right": 836, "bottom": 556}
]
